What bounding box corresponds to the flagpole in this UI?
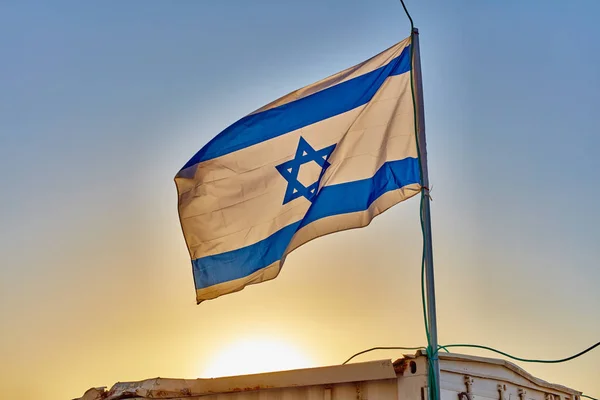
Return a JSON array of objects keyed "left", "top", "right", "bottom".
[{"left": 412, "top": 27, "right": 442, "bottom": 400}]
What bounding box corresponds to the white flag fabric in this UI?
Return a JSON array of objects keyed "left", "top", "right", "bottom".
[{"left": 176, "top": 36, "right": 421, "bottom": 303}]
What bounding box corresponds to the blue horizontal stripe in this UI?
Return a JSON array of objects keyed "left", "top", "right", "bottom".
[
  {"left": 192, "top": 157, "right": 420, "bottom": 289},
  {"left": 193, "top": 221, "right": 301, "bottom": 289},
  {"left": 181, "top": 45, "right": 411, "bottom": 170}
]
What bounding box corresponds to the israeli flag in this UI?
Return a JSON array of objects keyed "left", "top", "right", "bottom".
[{"left": 176, "top": 37, "right": 421, "bottom": 303}]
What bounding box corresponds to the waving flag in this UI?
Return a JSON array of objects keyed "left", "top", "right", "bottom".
[{"left": 176, "top": 36, "right": 421, "bottom": 303}]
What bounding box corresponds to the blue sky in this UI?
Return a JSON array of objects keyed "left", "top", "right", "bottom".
[{"left": 1, "top": 1, "right": 599, "bottom": 399}]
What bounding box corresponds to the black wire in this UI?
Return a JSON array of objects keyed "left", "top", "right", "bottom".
[
  {"left": 342, "top": 340, "right": 600, "bottom": 367},
  {"left": 342, "top": 346, "right": 426, "bottom": 365},
  {"left": 436, "top": 341, "right": 600, "bottom": 364},
  {"left": 399, "top": 0, "right": 414, "bottom": 29}
]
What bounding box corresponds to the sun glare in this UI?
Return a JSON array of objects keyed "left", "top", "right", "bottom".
[{"left": 202, "top": 337, "right": 314, "bottom": 378}]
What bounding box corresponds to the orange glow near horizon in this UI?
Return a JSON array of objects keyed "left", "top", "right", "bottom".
[{"left": 201, "top": 337, "right": 314, "bottom": 378}]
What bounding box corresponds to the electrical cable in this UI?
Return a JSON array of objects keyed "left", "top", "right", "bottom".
[
  {"left": 342, "top": 346, "right": 426, "bottom": 365},
  {"left": 342, "top": 345, "right": 452, "bottom": 365},
  {"left": 399, "top": 0, "right": 414, "bottom": 28},
  {"left": 435, "top": 342, "right": 600, "bottom": 364}
]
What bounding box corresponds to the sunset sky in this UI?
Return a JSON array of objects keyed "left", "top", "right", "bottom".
[{"left": 1, "top": 1, "right": 599, "bottom": 399}]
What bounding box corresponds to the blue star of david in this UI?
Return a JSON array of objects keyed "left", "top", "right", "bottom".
[{"left": 275, "top": 137, "right": 336, "bottom": 204}]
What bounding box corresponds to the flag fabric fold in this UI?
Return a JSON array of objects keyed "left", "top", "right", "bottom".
[{"left": 175, "top": 36, "right": 421, "bottom": 303}]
